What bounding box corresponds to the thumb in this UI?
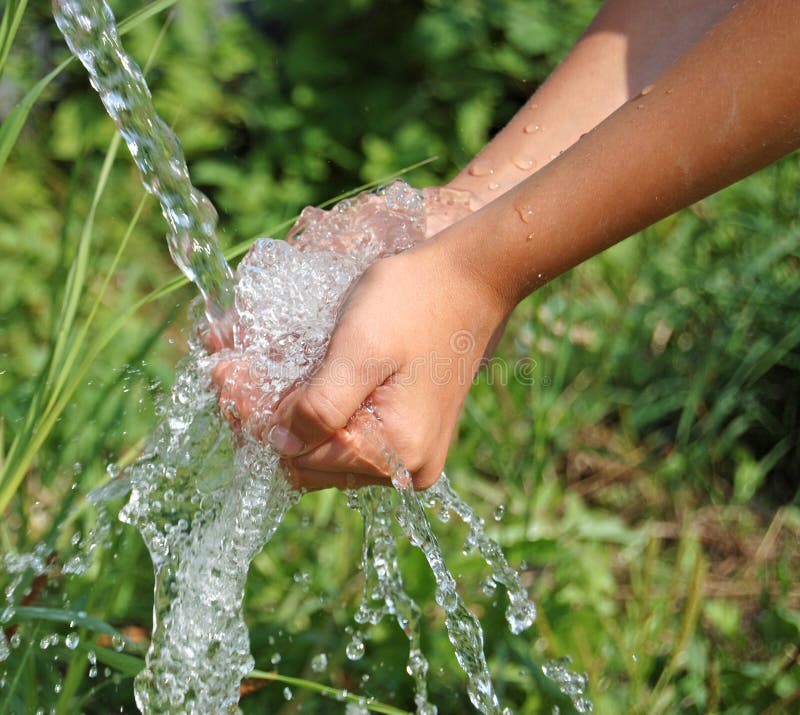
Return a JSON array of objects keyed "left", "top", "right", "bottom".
[{"left": 267, "top": 326, "right": 396, "bottom": 457}]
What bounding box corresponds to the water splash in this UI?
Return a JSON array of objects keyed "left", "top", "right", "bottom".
[
  {"left": 52, "top": 0, "right": 235, "bottom": 332},
  {"left": 542, "top": 658, "right": 593, "bottom": 714},
  {"left": 49, "top": 1, "right": 592, "bottom": 712}
]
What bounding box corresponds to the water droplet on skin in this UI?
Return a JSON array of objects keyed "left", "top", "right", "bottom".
[
  {"left": 515, "top": 206, "right": 534, "bottom": 224},
  {"left": 488, "top": 182, "right": 501, "bottom": 191},
  {"left": 640, "top": 84, "right": 654, "bottom": 96},
  {"left": 523, "top": 122, "right": 541, "bottom": 134},
  {"left": 512, "top": 157, "right": 535, "bottom": 171},
  {"left": 468, "top": 161, "right": 494, "bottom": 177},
  {"left": 526, "top": 232, "right": 536, "bottom": 242}
]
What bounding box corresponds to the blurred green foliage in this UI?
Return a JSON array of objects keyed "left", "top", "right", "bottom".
[{"left": 1, "top": 0, "right": 799, "bottom": 713}]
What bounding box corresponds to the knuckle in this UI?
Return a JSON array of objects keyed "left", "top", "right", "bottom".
[
  {"left": 295, "top": 388, "right": 350, "bottom": 436},
  {"left": 397, "top": 431, "right": 429, "bottom": 474},
  {"left": 410, "top": 446, "right": 447, "bottom": 491},
  {"left": 412, "top": 464, "right": 443, "bottom": 491}
]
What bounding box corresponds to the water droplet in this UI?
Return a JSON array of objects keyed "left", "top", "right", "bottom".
[
  {"left": 640, "top": 84, "right": 654, "bottom": 96},
  {"left": 311, "top": 653, "right": 328, "bottom": 672},
  {"left": 512, "top": 157, "right": 535, "bottom": 171},
  {"left": 270, "top": 652, "right": 281, "bottom": 665},
  {"left": 283, "top": 686, "right": 293, "bottom": 701},
  {"left": 111, "top": 634, "right": 124, "bottom": 652},
  {"left": 481, "top": 578, "right": 497, "bottom": 598},
  {"left": 488, "top": 182, "right": 501, "bottom": 191},
  {"left": 526, "top": 232, "right": 536, "bottom": 242},
  {"left": 468, "top": 161, "right": 494, "bottom": 177},
  {"left": 523, "top": 122, "right": 541, "bottom": 134},
  {"left": 515, "top": 206, "right": 535, "bottom": 224},
  {"left": 346, "top": 637, "right": 365, "bottom": 661},
  {"left": 65, "top": 632, "right": 80, "bottom": 650}
]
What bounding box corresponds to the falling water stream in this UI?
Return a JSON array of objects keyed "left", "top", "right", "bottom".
[{"left": 38, "top": 1, "right": 593, "bottom": 713}]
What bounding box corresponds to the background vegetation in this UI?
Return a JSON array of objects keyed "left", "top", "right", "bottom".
[{"left": 1, "top": 0, "right": 798, "bottom": 713}]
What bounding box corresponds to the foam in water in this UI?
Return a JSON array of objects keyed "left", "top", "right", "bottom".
[{"left": 49, "top": 0, "right": 593, "bottom": 712}]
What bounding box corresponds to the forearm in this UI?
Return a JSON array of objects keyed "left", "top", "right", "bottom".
[
  {"left": 448, "top": 0, "right": 735, "bottom": 208},
  {"left": 439, "top": 0, "right": 800, "bottom": 310}
]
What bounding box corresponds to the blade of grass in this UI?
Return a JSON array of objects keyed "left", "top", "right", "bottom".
[
  {"left": 0, "top": 10, "right": 173, "bottom": 513},
  {"left": 650, "top": 546, "right": 706, "bottom": 704},
  {"left": 0, "top": 623, "right": 39, "bottom": 715},
  {"left": 9, "top": 606, "right": 143, "bottom": 650},
  {"left": 249, "top": 669, "right": 411, "bottom": 715},
  {"left": 0, "top": 0, "right": 178, "bottom": 175},
  {"left": 87, "top": 643, "right": 145, "bottom": 677},
  {"left": 43, "top": 134, "right": 123, "bottom": 413},
  {"left": 0, "top": 0, "right": 29, "bottom": 79}
]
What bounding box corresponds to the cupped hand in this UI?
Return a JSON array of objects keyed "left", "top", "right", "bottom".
[{"left": 266, "top": 234, "right": 509, "bottom": 490}]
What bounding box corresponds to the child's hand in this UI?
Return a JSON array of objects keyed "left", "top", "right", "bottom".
[{"left": 266, "top": 235, "right": 508, "bottom": 490}]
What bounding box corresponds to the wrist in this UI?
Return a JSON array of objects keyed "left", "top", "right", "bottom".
[{"left": 426, "top": 209, "right": 520, "bottom": 325}]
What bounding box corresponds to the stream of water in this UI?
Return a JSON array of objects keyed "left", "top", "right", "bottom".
[{"left": 41, "top": 1, "right": 592, "bottom": 713}]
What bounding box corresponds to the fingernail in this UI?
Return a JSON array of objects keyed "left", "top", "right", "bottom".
[{"left": 267, "top": 424, "right": 304, "bottom": 456}]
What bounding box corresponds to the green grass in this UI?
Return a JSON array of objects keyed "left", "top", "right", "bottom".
[{"left": 2, "top": 1, "right": 799, "bottom": 713}]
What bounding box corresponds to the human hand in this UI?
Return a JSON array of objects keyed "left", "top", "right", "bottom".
[{"left": 264, "top": 234, "right": 509, "bottom": 490}]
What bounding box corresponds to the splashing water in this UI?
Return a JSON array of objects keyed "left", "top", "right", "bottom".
[
  {"left": 50, "top": 1, "right": 594, "bottom": 713},
  {"left": 52, "top": 0, "right": 235, "bottom": 332}
]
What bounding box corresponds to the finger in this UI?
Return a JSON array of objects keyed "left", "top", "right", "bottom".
[
  {"left": 200, "top": 312, "right": 236, "bottom": 352},
  {"left": 292, "top": 426, "right": 395, "bottom": 479},
  {"left": 211, "top": 358, "right": 274, "bottom": 430},
  {"left": 284, "top": 463, "right": 390, "bottom": 492},
  {"left": 409, "top": 462, "right": 445, "bottom": 491},
  {"left": 268, "top": 319, "right": 397, "bottom": 457}
]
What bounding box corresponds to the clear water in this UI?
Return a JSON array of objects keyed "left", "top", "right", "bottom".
[
  {"left": 46, "top": 1, "right": 593, "bottom": 713},
  {"left": 52, "top": 0, "right": 235, "bottom": 332}
]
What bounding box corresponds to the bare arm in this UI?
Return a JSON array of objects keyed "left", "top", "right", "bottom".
[
  {"left": 447, "top": 0, "right": 737, "bottom": 208},
  {"left": 443, "top": 0, "right": 800, "bottom": 307},
  {"left": 245, "top": 0, "right": 800, "bottom": 490}
]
